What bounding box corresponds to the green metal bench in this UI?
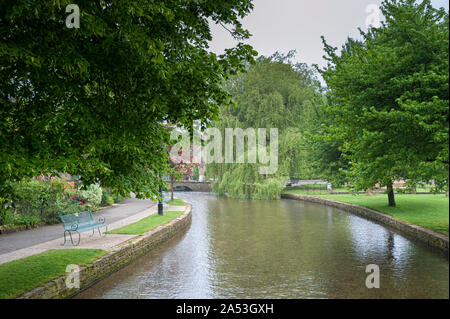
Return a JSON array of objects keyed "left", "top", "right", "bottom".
[{"left": 59, "top": 211, "right": 107, "bottom": 246}]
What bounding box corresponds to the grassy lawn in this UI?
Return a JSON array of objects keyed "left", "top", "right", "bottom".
[
  {"left": 283, "top": 187, "right": 435, "bottom": 195},
  {"left": 107, "top": 211, "right": 185, "bottom": 235},
  {"left": 330, "top": 187, "right": 350, "bottom": 192},
  {"left": 283, "top": 188, "right": 331, "bottom": 195},
  {"left": 0, "top": 249, "right": 106, "bottom": 299},
  {"left": 316, "top": 194, "right": 449, "bottom": 236},
  {"left": 165, "top": 198, "right": 185, "bottom": 206}
]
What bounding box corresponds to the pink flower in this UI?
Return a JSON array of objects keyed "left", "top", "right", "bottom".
[
  {"left": 71, "top": 196, "right": 76, "bottom": 200},
  {"left": 79, "top": 202, "right": 84, "bottom": 205}
]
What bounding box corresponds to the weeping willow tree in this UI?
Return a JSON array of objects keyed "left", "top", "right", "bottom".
[{"left": 207, "top": 51, "right": 323, "bottom": 199}]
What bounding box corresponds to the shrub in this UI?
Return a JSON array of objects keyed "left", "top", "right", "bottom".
[
  {"left": 193, "top": 166, "right": 199, "bottom": 181},
  {"left": 45, "top": 195, "right": 80, "bottom": 224},
  {"left": 6, "top": 180, "right": 110, "bottom": 226},
  {"left": 0, "top": 206, "right": 14, "bottom": 227},
  {"left": 12, "top": 180, "right": 48, "bottom": 218},
  {"left": 13, "top": 215, "right": 41, "bottom": 229},
  {"left": 9, "top": 178, "right": 79, "bottom": 224},
  {"left": 105, "top": 196, "right": 114, "bottom": 206},
  {"left": 101, "top": 188, "right": 114, "bottom": 207},
  {"left": 76, "top": 184, "right": 102, "bottom": 211},
  {"left": 112, "top": 192, "right": 124, "bottom": 203},
  {"left": 43, "top": 179, "right": 81, "bottom": 223}
]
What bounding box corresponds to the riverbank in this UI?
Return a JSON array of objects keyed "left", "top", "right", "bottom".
[
  {"left": 316, "top": 194, "right": 448, "bottom": 236},
  {"left": 0, "top": 201, "right": 192, "bottom": 299},
  {"left": 0, "top": 249, "right": 107, "bottom": 299},
  {"left": 281, "top": 193, "right": 449, "bottom": 254}
]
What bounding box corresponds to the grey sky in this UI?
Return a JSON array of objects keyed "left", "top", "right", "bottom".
[{"left": 208, "top": 0, "right": 449, "bottom": 70}]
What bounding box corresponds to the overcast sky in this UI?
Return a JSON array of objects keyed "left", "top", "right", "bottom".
[{"left": 208, "top": 0, "right": 449, "bottom": 71}]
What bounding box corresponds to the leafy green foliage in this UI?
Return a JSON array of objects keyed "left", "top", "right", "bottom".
[
  {"left": 0, "top": 178, "right": 111, "bottom": 226},
  {"left": 7, "top": 178, "right": 80, "bottom": 224},
  {"left": 101, "top": 188, "right": 114, "bottom": 207},
  {"left": 11, "top": 215, "right": 41, "bottom": 229},
  {"left": 76, "top": 184, "right": 102, "bottom": 211},
  {"left": 318, "top": 0, "right": 449, "bottom": 204},
  {"left": 0, "top": 205, "right": 13, "bottom": 226},
  {"left": 208, "top": 52, "right": 323, "bottom": 199},
  {"left": 0, "top": 0, "right": 257, "bottom": 202},
  {"left": 211, "top": 164, "right": 284, "bottom": 200},
  {"left": 192, "top": 166, "right": 200, "bottom": 181},
  {"left": 112, "top": 192, "right": 125, "bottom": 203},
  {"left": 302, "top": 95, "right": 350, "bottom": 187}
]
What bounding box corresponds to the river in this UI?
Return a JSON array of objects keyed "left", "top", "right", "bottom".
[{"left": 75, "top": 192, "right": 449, "bottom": 299}]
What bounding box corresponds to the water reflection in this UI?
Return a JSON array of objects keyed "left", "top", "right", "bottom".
[{"left": 75, "top": 192, "right": 449, "bottom": 299}]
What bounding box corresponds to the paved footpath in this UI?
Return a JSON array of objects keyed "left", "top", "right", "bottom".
[{"left": 0, "top": 198, "right": 184, "bottom": 265}]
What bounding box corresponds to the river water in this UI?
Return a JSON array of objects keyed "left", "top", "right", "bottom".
[{"left": 76, "top": 192, "right": 448, "bottom": 299}]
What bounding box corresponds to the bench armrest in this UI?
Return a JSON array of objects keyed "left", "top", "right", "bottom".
[{"left": 97, "top": 215, "right": 106, "bottom": 224}]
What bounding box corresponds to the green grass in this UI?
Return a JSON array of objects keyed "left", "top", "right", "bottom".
[
  {"left": 283, "top": 188, "right": 330, "bottom": 195},
  {"left": 316, "top": 194, "right": 449, "bottom": 236},
  {"left": 330, "top": 187, "right": 350, "bottom": 192},
  {"left": 165, "top": 198, "right": 185, "bottom": 206},
  {"left": 107, "top": 211, "right": 185, "bottom": 235},
  {"left": 412, "top": 188, "right": 433, "bottom": 193},
  {"left": 0, "top": 249, "right": 106, "bottom": 299},
  {"left": 290, "top": 183, "right": 326, "bottom": 188},
  {"left": 283, "top": 186, "right": 436, "bottom": 195}
]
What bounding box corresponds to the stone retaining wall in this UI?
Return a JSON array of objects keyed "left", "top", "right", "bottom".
[
  {"left": 282, "top": 193, "right": 448, "bottom": 254},
  {"left": 18, "top": 204, "right": 192, "bottom": 299}
]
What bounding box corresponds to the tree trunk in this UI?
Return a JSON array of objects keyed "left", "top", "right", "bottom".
[
  {"left": 387, "top": 180, "right": 396, "bottom": 207},
  {"left": 170, "top": 175, "right": 174, "bottom": 201}
]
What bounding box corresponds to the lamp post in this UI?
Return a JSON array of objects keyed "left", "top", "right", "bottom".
[
  {"left": 158, "top": 177, "right": 163, "bottom": 216},
  {"left": 158, "top": 175, "right": 163, "bottom": 216}
]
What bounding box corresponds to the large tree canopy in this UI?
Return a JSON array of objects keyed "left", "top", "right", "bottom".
[
  {"left": 0, "top": 0, "right": 257, "bottom": 200},
  {"left": 208, "top": 51, "right": 323, "bottom": 199},
  {"left": 319, "top": 0, "right": 449, "bottom": 206},
  {"left": 302, "top": 92, "right": 349, "bottom": 187}
]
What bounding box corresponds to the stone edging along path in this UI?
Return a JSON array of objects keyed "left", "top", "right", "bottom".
[
  {"left": 18, "top": 204, "right": 192, "bottom": 299},
  {"left": 281, "top": 193, "right": 449, "bottom": 254}
]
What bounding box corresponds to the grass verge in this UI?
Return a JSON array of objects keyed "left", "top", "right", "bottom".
[
  {"left": 314, "top": 194, "right": 449, "bottom": 236},
  {"left": 107, "top": 211, "right": 185, "bottom": 235},
  {"left": 165, "top": 198, "right": 185, "bottom": 206},
  {"left": 283, "top": 186, "right": 436, "bottom": 195},
  {"left": 0, "top": 249, "right": 106, "bottom": 299},
  {"left": 283, "top": 188, "right": 330, "bottom": 195}
]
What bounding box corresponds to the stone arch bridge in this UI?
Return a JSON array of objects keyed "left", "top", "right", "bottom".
[{"left": 166, "top": 180, "right": 212, "bottom": 192}]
